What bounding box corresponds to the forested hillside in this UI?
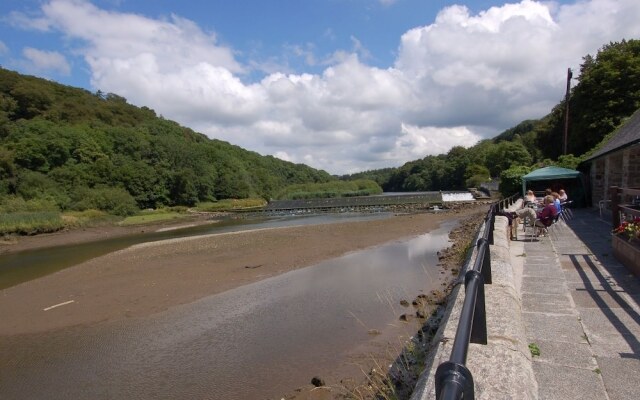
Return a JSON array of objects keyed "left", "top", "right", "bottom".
[
  {"left": 346, "top": 39, "right": 640, "bottom": 195},
  {"left": 0, "top": 68, "right": 333, "bottom": 216},
  {"left": 2, "top": 38, "right": 638, "bottom": 220}
]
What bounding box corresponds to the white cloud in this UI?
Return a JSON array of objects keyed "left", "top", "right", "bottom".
[
  {"left": 22, "top": 47, "right": 71, "bottom": 75},
  {"left": 0, "top": 41, "right": 8, "bottom": 54},
  {"left": 17, "top": 0, "right": 640, "bottom": 174},
  {"left": 395, "top": 124, "right": 482, "bottom": 158},
  {"left": 39, "top": 0, "right": 242, "bottom": 75}
]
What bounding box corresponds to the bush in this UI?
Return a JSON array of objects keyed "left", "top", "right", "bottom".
[
  {"left": 195, "top": 198, "right": 267, "bottom": 212},
  {"left": 0, "top": 195, "right": 59, "bottom": 213},
  {"left": 0, "top": 211, "right": 65, "bottom": 235},
  {"left": 499, "top": 165, "right": 532, "bottom": 198},
  {"left": 62, "top": 209, "right": 115, "bottom": 227},
  {"left": 71, "top": 187, "right": 138, "bottom": 216}
]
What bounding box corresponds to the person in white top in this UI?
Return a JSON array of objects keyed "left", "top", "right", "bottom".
[
  {"left": 524, "top": 190, "right": 537, "bottom": 205},
  {"left": 558, "top": 189, "right": 568, "bottom": 202}
]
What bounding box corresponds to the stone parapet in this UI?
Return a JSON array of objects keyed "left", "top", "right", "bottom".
[{"left": 411, "top": 200, "right": 538, "bottom": 400}]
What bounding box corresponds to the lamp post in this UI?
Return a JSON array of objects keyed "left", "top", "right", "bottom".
[{"left": 563, "top": 67, "right": 573, "bottom": 155}]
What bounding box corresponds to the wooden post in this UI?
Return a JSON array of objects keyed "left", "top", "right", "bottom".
[{"left": 563, "top": 68, "right": 572, "bottom": 155}]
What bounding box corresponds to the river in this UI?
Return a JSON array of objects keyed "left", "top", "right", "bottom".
[{"left": 0, "top": 214, "right": 456, "bottom": 399}]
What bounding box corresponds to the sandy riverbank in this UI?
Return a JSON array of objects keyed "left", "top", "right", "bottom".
[{"left": 0, "top": 204, "right": 488, "bottom": 336}]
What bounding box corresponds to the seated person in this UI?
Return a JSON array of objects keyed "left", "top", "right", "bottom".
[
  {"left": 535, "top": 195, "right": 558, "bottom": 234},
  {"left": 515, "top": 204, "right": 537, "bottom": 226},
  {"left": 551, "top": 192, "right": 562, "bottom": 214},
  {"left": 524, "top": 190, "right": 536, "bottom": 205},
  {"left": 558, "top": 189, "right": 568, "bottom": 202}
]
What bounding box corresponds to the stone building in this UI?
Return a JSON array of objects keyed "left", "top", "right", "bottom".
[{"left": 582, "top": 109, "right": 640, "bottom": 207}]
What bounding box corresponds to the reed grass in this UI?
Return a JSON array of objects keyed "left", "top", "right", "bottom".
[
  {"left": 0, "top": 212, "right": 66, "bottom": 235},
  {"left": 62, "top": 209, "right": 119, "bottom": 227},
  {"left": 118, "top": 210, "right": 187, "bottom": 226},
  {"left": 194, "top": 198, "right": 267, "bottom": 212}
]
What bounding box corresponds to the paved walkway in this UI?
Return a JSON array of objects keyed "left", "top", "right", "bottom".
[{"left": 517, "top": 208, "right": 640, "bottom": 400}]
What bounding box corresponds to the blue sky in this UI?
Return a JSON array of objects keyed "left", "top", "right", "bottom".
[{"left": 1, "top": 0, "right": 639, "bottom": 174}]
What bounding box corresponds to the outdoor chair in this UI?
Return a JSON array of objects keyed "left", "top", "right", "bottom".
[
  {"left": 561, "top": 200, "right": 574, "bottom": 219},
  {"left": 526, "top": 219, "right": 547, "bottom": 242},
  {"left": 599, "top": 199, "right": 611, "bottom": 218}
]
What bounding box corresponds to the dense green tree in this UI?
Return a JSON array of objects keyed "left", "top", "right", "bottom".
[
  {"left": 499, "top": 165, "right": 532, "bottom": 197},
  {"left": 71, "top": 186, "right": 138, "bottom": 216},
  {"left": 536, "top": 39, "right": 640, "bottom": 159},
  {"left": 0, "top": 67, "right": 334, "bottom": 214},
  {"left": 485, "top": 141, "right": 532, "bottom": 177},
  {"left": 464, "top": 164, "right": 491, "bottom": 188},
  {"left": 569, "top": 40, "right": 640, "bottom": 154}
]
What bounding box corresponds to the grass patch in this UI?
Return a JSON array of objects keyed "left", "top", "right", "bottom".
[
  {"left": 194, "top": 198, "right": 267, "bottom": 212},
  {"left": 529, "top": 343, "right": 541, "bottom": 357},
  {"left": 62, "top": 209, "right": 118, "bottom": 227},
  {"left": 0, "top": 212, "right": 66, "bottom": 235},
  {"left": 119, "top": 210, "right": 188, "bottom": 226}
]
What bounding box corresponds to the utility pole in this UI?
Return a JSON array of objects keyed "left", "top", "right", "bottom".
[{"left": 563, "top": 67, "right": 573, "bottom": 155}]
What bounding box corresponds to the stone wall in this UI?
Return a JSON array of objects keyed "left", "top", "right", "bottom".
[
  {"left": 411, "top": 200, "right": 537, "bottom": 400},
  {"left": 590, "top": 144, "right": 640, "bottom": 206}
]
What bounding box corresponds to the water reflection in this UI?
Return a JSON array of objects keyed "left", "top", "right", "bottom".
[{"left": 0, "top": 223, "right": 454, "bottom": 400}]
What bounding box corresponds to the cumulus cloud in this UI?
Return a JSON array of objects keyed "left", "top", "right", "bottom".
[
  {"left": 15, "top": 0, "right": 640, "bottom": 174},
  {"left": 22, "top": 47, "right": 71, "bottom": 75}
]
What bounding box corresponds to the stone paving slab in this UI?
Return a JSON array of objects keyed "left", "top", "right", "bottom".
[
  {"left": 522, "top": 292, "right": 574, "bottom": 314},
  {"left": 523, "top": 312, "right": 587, "bottom": 344},
  {"left": 588, "top": 332, "right": 640, "bottom": 358},
  {"left": 532, "top": 362, "right": 607, "bottom": 400},
  {"left": 523, "top": 265, "right": 566, "bottom": 279},
  {"left": 597, "top": 357, "right": 640, "bottom": 400},
  {"left": 521, "top": 277, "right": 568, "bottom": 295},
  {"left": 531, "top": 339, "right": 598, "bottom": 369},
  {"left": 566, "top": 277, "right": 639, "bottom": 291},
  {"left": 562, "top": 268, "right": 620, "bottom": 284},
  {"left": 572, "top": 289, "right": 640, "bottom": 309},
  {"left": 578, "top": 307, "right": 640, "bottom": 334}
]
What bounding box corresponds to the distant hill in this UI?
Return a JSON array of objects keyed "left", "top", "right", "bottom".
[{"left": 0, "top": 67, "right": 333, "bottom": 214}]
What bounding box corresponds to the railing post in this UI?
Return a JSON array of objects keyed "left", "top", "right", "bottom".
[
  {"left": 435, "top": 362, "right": 475, "bottom": 400},
  {"left": 487, "top": 208, "right": 495, "bottom": 245},
  {"left": 477, "top": 237, "right": 491, "bottom": 284}
]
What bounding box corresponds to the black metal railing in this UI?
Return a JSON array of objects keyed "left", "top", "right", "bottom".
[{"left": 434, "top": 194, "right": 518, "bottom": 400}]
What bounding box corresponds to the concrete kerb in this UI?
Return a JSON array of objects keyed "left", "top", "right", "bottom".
[{"left": 411, "top": 201, "right": 538, "bottom": 400}]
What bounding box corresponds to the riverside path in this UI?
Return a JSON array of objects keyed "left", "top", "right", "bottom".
[{"left": 517, "top": 208, "right": 640, "bottom": 400}]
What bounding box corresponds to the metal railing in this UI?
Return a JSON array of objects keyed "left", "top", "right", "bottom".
[{"left": 434, "top": 194, "right": 518, "bottom": 400}]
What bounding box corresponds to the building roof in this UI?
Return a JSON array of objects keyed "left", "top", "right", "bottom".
[
  {"left": 584, "top": 109, "right": 640, "bottom": 162},
  {"left": 521, "top": 166, "right": 582, "bottom": 195},
  {"left": 522, "top": 166, "right": 581, "bottom": 181}
]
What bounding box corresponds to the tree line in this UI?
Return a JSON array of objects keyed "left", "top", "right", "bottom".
[
  {"left": 343, "top": 39, "right": 640, "bottom": 197},
  {"left": 1, "top": 38, "right": 638, "bottom": 219},
  {"left": 0, "top": 68, "right": 334, "bottom": 216}
]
